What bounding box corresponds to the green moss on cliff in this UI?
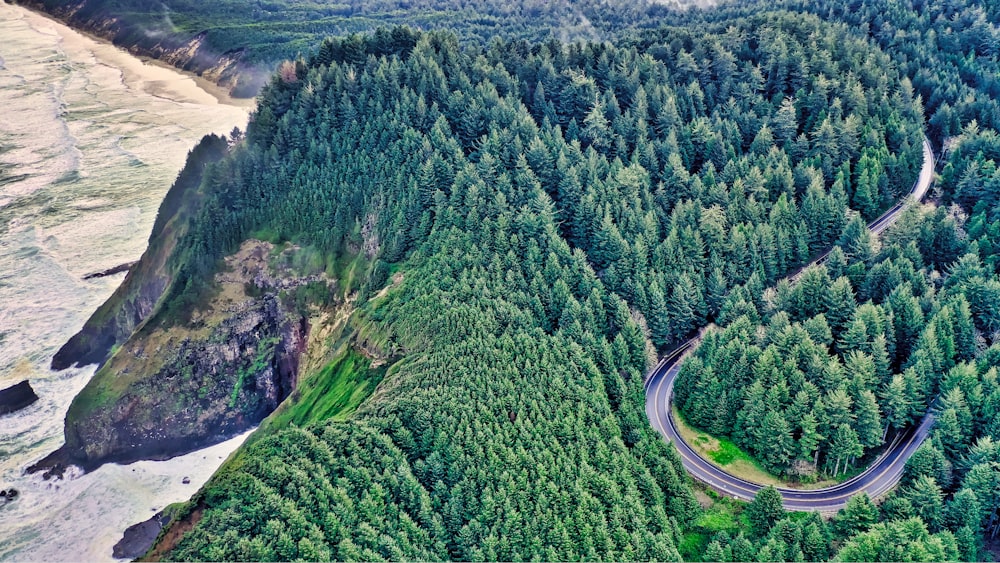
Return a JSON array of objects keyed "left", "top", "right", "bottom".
[{"left": 267, "top": 349, "right": 386, "bottom": 429}]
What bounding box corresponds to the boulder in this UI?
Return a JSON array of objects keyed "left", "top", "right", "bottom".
[
  {"left": 113, "top": 511, "right": 170, "bottom": 559},
  {"left": 0, "top": 380, "right": 38, "bottom": 415}
]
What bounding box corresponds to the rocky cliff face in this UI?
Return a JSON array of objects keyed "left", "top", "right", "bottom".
[
  {"left": 36, "top": 241, "right": 333, "bottom": 471},
  {"left": 50, "top": 235, "right": 173, "bottom": 371},
  {"left": 51, "top": 134, "right": 229, "bottom": 372},
  {"left": 13, "top": 0, "right": 266, "bottom": 97}
]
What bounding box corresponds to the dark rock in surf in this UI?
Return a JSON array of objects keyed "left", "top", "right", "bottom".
[
  {"left": 0, "top": 380, "right": 38, "bottom": 415},
  {"left": 113, "top": 511, "right": 170, "bottom": 559},
  {"left": 81, "top": 261, "right": 137, "bottom": 280}
]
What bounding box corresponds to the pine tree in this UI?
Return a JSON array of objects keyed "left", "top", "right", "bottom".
[
  {"left": 888, "top": 285, "right": 924, "bottom": 363},
  {"left": 905, "top": 476, "right": 944, "bottom": 532},
  {"left": 870, "top": 335, "right": 891, "bottom": 387},
  {"left": 760, "top": 409, "right": 796, "bottom": 471},
  {"left": 821, "top": 388, "right": 855, "bottom": 430},
  {"left": 798, "top": 411, "right": 823, "bottom": 466},
  {"left": 933, "top": 408, "right": 967, "bottom": 461},
  {"left": 882, "top": 374, "right": 915, "bottom": 432},
  {"left": 706, "top": 267, "right": 728, "bottom": 320},
  {"left": 954, "top": 525, "right": 981, "bottom": 562},
  {"left": 736, "top": 381, "right": 768, "bottom": 451},
  {"left": 839, "top": 317, "right": 869, "bottom": 354},
  {"left": 704, "top": 541, "right": 728, "bottom": 563},
  {"left": 803, "top": 314, "right": 834, "bottom": 347},
  {"left": 852, "top": 153, "right": 881, "bottom": 220},
  {"left": 826, "top": 277, "right": 857, "bottom": 336},
  {"left": 710, "top": 389, "right": 733, "bottom": 437},
  {"left": 826, "top": 246, "right": 848, "bottom": 280},
  {"left": 855, "top": 390, "right": 883, "bottom": 450},
  {"left": 943, "top": 488, "right": 982, "bottom": 534},
  {"left": 669, "top": 274, "right": 704, "bottom": 342},
  {"left": 829, "top": 424, "right": 862, "bottom": 476},
  {"left": 939, "top": 386, "right": 973, "bottom": 439},
  {"left": 835, "top": 493, "right": 878, "bottom": 538},
  {"left": 837, "top": 213, "right": 873, "bottom": 263},
  {"left": 583, "top": 101, "right": 611, "bottom": 151},
  {"left": 647, "top": 286, "right": 671, "bottom": 349},
  {"left": 773, "top": 97, "right": 798, "bottom": 145},
  {"left": 802, "top": 521, "right": 830, "bottom": 562},
  {"left": 746, "top": 486, "right": 785, "bottom": 537},
  {"left": 903, "top": 442, "right": 952, "bottom": 489},
  {"left": 730, "top": 533, "right": 755, "bottom": 563},
  {"left": 793, "top": 266, "right": 832, "bottom": 321}
]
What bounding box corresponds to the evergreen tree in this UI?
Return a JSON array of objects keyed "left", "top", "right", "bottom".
[
  {"left": 704, "top": 540, "right": 728, "bottom": 563},
  {"left": 855, "top": 390, "right": 883, "bottom": 450},
  {"left": 835, "top": 494, "right": 878, "bottom": 538},
  {"left": 746, "top": 486, "right": 785, "bottom": 537},
  {"left": 837, "top": 213, "right": 873, "bottom": 263},
  {"left": 905, "top": 476, "right": 944, "bottom": 532},
  {"left": 829, "top": 424, "right": 863, "bottom": 476},
  {"left": 798, "top": 411, "right": 823, "bottom": 466}
]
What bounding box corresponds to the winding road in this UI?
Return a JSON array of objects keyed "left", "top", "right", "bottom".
[{"left": 644, "top": 138, "right": 936, "bottom": 511}]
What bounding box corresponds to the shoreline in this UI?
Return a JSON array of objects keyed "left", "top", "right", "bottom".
[
  {"left": 9, "top": 1, "right": 256, "bottom": 110},
  {"left": 0, "top": 3, "right": 255, "bottom": 560},
  {"left": 137, "top": 53, "right": 258, "bottom": 109}
]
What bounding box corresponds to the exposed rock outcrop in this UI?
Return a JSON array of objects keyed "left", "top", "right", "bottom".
[
  {"left": 0, "top": 380, "right": 39, "bottom": 415},
  {"left": 51, "top": 247, "right": 171, "bottom": 371},
  {"left": 113, "top": 511, "right": 171, "bottom": 560},
  {"left": 82, "top": 261, "right": 137, "bottom": 280},
  {"left": 34, "top": 241, "right": 333, "bottom": 472},
  {"left": 51, "top": 134, "right": 229, "bottom": 371}
]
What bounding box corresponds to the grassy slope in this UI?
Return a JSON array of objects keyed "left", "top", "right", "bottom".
[
  {"left": 671, "top": 407, "right": 851, "bottom": 490},
  {"left": 266, "top": 349, "right": 387, "bottom": 430}
]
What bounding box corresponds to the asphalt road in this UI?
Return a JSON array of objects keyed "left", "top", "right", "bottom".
[{"left": 644, "top": 137, "right": 936, "bottom": 511}]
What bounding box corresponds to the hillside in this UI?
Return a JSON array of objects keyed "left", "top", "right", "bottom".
[{"left": 43, "top": 12, "right": 931, "bottom": 562}]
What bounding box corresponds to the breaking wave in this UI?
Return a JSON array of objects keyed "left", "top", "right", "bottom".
[{"left": 0, "top": 4, "right": 249, "bottom": 561}]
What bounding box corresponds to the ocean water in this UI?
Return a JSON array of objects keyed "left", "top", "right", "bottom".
[{"left": 0, "top": 3, "right": 251, "bottom": 560}]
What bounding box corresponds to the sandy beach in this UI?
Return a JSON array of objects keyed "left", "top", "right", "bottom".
[
  {"left": 9, "top": 1, "right": 256, "bottom": 109},
  {"left": 0, "top": 2, "right": 253, "bottom": 560}
]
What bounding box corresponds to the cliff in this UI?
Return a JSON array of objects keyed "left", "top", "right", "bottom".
[
  {"left": 37, "top": 240, "right": 335, "bottom": 471},
  {"left": 12, "top": 0, "right": 266, "bottom": 97},
  {"left": 34, "top": 134, "right": 328, "bottom": 471},
  {"left": 51, "top": 134, "right": 228, "bottom": 372}
]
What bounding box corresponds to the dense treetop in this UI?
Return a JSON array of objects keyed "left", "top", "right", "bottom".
[
  {"left": 127, "top": 6, "right": 969, "bottom": 559},
  {"left": 22, "top": 0, "right": 710, "bottom": 65}
]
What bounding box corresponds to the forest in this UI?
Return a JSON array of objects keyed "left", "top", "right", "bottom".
[
  {"left": 17, "top": 0, "right": 711, "bottom": 67},
  {"left": 30, "top": 0, "right": 999, "bottom": 561}
]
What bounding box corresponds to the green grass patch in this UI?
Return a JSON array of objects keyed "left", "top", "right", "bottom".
[
  {"left": 269, "top": 349, "right": 386, "bottom": 429},
  {"left": 672, "top": 406, "right": 787, "bottom": 487},
  {"left": 694, "top": 505, "right": 739, "bottom": 533},
  {"left": 250, "top": 227, "right": 283, "bottom": 244},
  {"left": 681, "top": 496, "right": 747, "bottom": 561},
  {"left": 230, "top": 336, "right": 280, "bottom": 408},
  {"left": 707, "top": 438, "right": 753, "bottom": 466},
  {"left": 673, "top": 407, "right": 852, "bottom": 490}
]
